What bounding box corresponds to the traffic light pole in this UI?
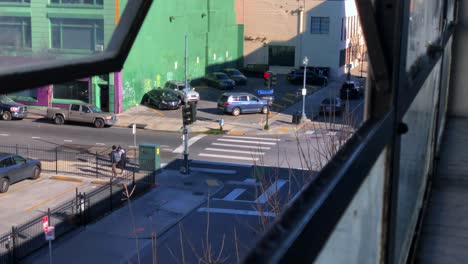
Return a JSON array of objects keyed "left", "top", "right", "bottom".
[{"left": 183, "top": 34, "right": 190, "bottom": 174}]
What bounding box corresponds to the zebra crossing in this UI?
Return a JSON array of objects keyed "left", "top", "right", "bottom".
[{"left": 197, "top": 135, "right": 280, "bottom": 162}]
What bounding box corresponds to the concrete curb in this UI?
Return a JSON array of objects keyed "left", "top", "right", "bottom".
[{"left": 49, "top": 175, "right": 85, "bottom": 183}]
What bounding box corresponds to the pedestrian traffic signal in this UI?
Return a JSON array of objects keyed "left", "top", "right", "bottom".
[{"left": 182, "top": 103, "right": 197, "bottom": 125}]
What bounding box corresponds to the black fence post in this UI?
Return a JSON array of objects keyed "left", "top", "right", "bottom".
[
  {"left": 82, "top": 192, "right": 86, "bottom": 226},
  {"left": 109, "top": 177, "right": 113, "bottom": 212},
  {"left": 55, "top": 147, "right": 58, "bottom": 174},
  {"left": 27, "top": 144, "right": 29, "bottom": 159},
  {"left": 48, "top": 208, "right": 51, "bottom": 226},
  {"left": 95, "top": 151, "right": 98, "bottom": 178},
  {"left": 11, "top": 226, "right": 17, "bottom": 263},
  {"left": 15, "top": 144, "right": 18, "bottom": 155},
  {"left": 132, "top": 168, "right": 135, "bottom": 186}
]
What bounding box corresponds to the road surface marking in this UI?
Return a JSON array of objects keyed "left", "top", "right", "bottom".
[
  {"left": 190, "top": 159, "right": 251, "bottom": 167},
  {"left": 223, "top": 188, "right": 246, "bottom": 201},
  {"left": 199, "top": 153, "right": 259, "bottom": 161},
  {"left": 255, "top": 179, "right": 287, "bottom": 204},
  {"left": 173, "top": 134, "right": 206, "bottom": 153},
  {"left": 197, "top": 207, "right": 275, "bottom": 217},
  {"left": 64, "top": 140, "right": 73, "bottom": 142},
  {"left": 32, "top": 136, "right": 41, "bottom": 139},
  {"left": 211, "top": 143, "right": 271, "bottom": 150},
  {"left": 222, "top": 135, "right": 280, "bottom": 142},
  {"left": 205, "top": 148, "right": 264, "bottom": 155},
  {"left": 161, "top": 163, "right": 167, "bottom": 168},
  {"left": 217, "top": 139, "right": 276, "bottom": 145},
  {"left": 162, "top": 148, "right": 173, "bottom": 151},
  {"left": 226, "top": 180, "right": 260, "bottom": 186},
  {"left": 305, "top": 130, "right": 315, "bottom": 135},
  {"left": 326, "top": 131, "right": 337, "bottom": 136},
  {"left": 96, "top": 143, "right": 105, "bottom": 145},
  {"left": 244, "top": 179, "right": 256, "bottom": 183},
  {"left": 0, "top": 178, "right": 45, "bottom": 198},
  {"left": 190, "top": 167, "right": 237, "bottom": 174},
  {"left": 0, "top": 134, "right": 8, "bottom": 136},
  {"left": 26, "top": 182, "right": 86, "bottom": 212}
]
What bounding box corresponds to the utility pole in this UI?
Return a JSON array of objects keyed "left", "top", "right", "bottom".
[
  {"left": 182, "top": 34, "right": 190, "bottom": 174},
  {"left": 301, "top": 56, "right": 308, "bottom": 121}
]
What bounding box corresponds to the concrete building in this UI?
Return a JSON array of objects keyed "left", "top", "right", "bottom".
[
  {"left": 3, "top": 0, "right": 244, "bottom": 113},
  {"left": 236, "top": 0, "right": 365, "bottom": 77}
]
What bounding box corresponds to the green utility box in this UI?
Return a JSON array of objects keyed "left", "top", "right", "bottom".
[{"left": 139, "top": 143, "right": 161, "bottom": 171}]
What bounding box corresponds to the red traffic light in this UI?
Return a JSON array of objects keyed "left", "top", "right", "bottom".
[{"left": 263, "top": 72, "right": 271, "bottom": 79}]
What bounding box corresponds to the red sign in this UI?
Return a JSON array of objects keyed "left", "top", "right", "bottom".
[{"left": 42, "top": 216, "right": 49, "bottom": 232}]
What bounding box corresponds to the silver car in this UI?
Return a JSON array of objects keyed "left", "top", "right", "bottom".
[{"left": 163, "top": 80, "right": 200, "bottom": 103}]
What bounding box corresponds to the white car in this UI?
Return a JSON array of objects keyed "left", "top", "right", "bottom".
[{"left": 163, "top": 80, "right": 200, "bottom": 103}]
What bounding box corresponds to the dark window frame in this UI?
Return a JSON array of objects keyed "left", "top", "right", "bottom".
[{"left": 310, "top": 16, "right": 330, "bottom": 35}]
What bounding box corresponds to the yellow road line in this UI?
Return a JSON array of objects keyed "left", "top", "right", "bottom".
[
  {"left": 272, "top": 103, "right": 285, "bottom": 109},
  {"left": 282, "top": 98, "right": 294, "bottom": 103},
  {"left": 286, "top": 93, "right": 296, "bottom": 97},
  {"left": 26, "top": 182, "right": 86, "bottom": 212},
  {"left": 0, "top": 178, "right": 45, "bottom": 198}
]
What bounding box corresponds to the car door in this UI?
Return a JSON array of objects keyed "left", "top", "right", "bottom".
[
  {"left": 80, "top": 105, "right": 94, "bottom": 123},
  {"left": 68, "top": 104, "right": 82, "bottom": 122},
  {"left": 247, "top": 95, "right": 261, "bottom": 112},
  {"left": 11, "top": 155, "right": 30, "bottom": 181}
]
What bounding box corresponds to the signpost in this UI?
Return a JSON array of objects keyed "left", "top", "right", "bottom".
[
  {"left": 132, "top": 123, "right": 136, "bottom": 149},
  {"left": 42, "top": 214, "right": 54, "bottom": 264}
]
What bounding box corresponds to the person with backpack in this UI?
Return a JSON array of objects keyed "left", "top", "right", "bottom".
[{"left": 110, "top": 145, "right": 120, "bottom": 177}]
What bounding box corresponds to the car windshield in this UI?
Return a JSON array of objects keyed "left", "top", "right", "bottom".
[
  {"left": 91, "top": 106, "right": 101, "bottom": 113},
  {"left": 162, "top": 92, "right": 178, "bottom": 99},
  {"left": 0, "top": 95, "right": 15, "bottom": 104},
  {"left": 216, "top": 74, "right": 229, "bottom": 80},
  {"left": 227, "top": 69, "right": 241, "bottom": 75}
]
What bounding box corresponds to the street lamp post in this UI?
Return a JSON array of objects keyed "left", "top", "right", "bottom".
[{"left": 301, "top": 56, "right": 309, "bottom": 121}]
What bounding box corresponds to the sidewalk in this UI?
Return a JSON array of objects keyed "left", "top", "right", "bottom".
[{"left": 23, "top": 170, "right": 223, "bottom": 264}]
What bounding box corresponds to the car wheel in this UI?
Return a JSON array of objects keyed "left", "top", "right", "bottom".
[
  {"left": 261, "top": 106, "right": 269, "bottom": 114},
  {"left": 94, "top": 118, "right": 105, "bottom": 128},
  {"left": 54, "top": 115, "right": 65, "bottom": 125},
  {"left": 0, "top": 178, "right": 9, "bottom": 193},
  {"left": 232, "top": 107, "right": 241, "bottom": 116},
  {"left": 30, "top": 166, "right": 41, "bottom": 180},
  {"left": 1, "top": 111, "right": 12, "bottom": 121}
]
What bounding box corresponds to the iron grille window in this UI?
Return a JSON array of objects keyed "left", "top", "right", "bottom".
[
  {"left": 311, "top": 17, "right": 329, "bottom": 34},
  {"left": 53, "top": 81, "right": 89, "bottom": 101},
  {"left": 268, "top": 45, "right": 295, "bottom": 67},
  {"left": 51, "top": 18, "right": 104, "bottom": 51},
  {"left": 0, "top": 17, "right": 31, "bottom": 48},
  {"left": 50, "top": 0, "right": 103, "bottom": 5}
]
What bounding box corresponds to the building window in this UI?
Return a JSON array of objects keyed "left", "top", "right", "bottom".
[
  {"left": 53, "top": 81, "right": 89, "bottom": 101},
  {"left": 50, "top": 0, "right": 103, "bottom": 5},
  {"left": 339, "top": 49, "right": 346, "bottom": 67},
  {"left": 0, "top": 0, "right": 30, "bottom": 3},
  {"left": 10, "top": 89, "right": 37, "bottom": 100},
  {"left": 268, "top": 45, "right": 295, "bottom": 67},
  {"left": 0, "top": 17, "right": 31, "bottom": 48},
  {"left": 341, "top": 18, "right": 345, "bottom": 41},
  {"left": 50, "top": 18, "right": 104, "bottom": 51},
  {"left": 311, "top": 17, "right": 329, "bottom": 34}
]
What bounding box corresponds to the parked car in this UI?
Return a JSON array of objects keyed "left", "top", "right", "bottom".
[
  {"left": 287, "top": 69, "right": 328, "bottom": 86},
  {"left": 240, "top": 64, "right": 269, "bottom": 78},
  {"left": 0, "top": 153, "right": 41, "bottom": 193},
  {"left": 217, "top": 92, "right": 270, "bottom": 116},
  {"left": 0, "top": 95, "right": 27, "bottom": 121},
  {"left": 142, "top": 88, "right": 182, "bottom": 110},
  {"left": 47, "top": 104, "right": 117, "bottom": 128},
  {"left": 340, "top": 81, "right": 364, "bottom": 100},
  {"left": 320, "top": 97, "right": 343, "bottom": 115},
  {"left": 222, "top": 68, "right": 248, "bottom": 85},
  {"left": 204, "top": 72, "right": 236, "bottom": 90},
  {"left": 163, "top": 80, "right": 200, "bottom": 103}
]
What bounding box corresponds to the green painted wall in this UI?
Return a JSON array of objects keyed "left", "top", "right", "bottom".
[{"left": 120, "top": 0, "right": 244, "bottom": 110}]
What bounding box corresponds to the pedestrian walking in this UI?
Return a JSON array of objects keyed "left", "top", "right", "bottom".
[
  {"left": 110, "top": 145, "right": 120, "bottom": 177},
  {"left": 117, "top": 145, "right": 126, "bottom": 174}
]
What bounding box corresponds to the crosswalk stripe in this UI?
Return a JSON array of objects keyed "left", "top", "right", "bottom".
[
  {"left": 217, "top": 139, "right": 276, "bottom": 145},
  {"left": 199, "top": 153, "right": 259, "bottom": 161},
  {"left": 205, "top": 148, "right": 265, "bottom": 155},
  {"left": 211, "top": 143, "right": 271, "bottom": 150},
  {"left": 223, "top": 135, "right": 281, "bottom": 142},
  {"left": 173, "top": 134, "right": 206, "bottom": 153}
]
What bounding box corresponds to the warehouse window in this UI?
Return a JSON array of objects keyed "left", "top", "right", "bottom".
[
  {"left": 269, "top": 45, "right": 295, "bottom": 67},
  {"left": 311, "top": 17, "right": 329, "bottom": 34},
  {"left": 53, "top": 81, "right": 89, "bottom": 101},
  {"left": 51, "top": 18, "right": 104, "bottom": 51},
  {"left": 0, "top": 17, "right": 31, "bottom": 48},
  {"left": 50, "top": 0, "right": 103, "bottom": 5}
]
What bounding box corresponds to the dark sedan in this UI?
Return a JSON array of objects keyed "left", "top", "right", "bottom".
[
  {"left": 142, "top": 88, "right": 182, "bottom": 110},
  {"left": 204, "top": 72, "right": 236, "bottom": 90},
  {"left": 0, "top": 95, "right": 28, "bottom": 121},
  {"left": 320, "top": 97, "right": 343, "bottom": 115},
  {"left": 287, "top": 69, "right": 328, "bottom": 86},
  {"left": 0, "top": 153, "right": 41, "bottom": 193},
  {"left": 222, "top": 68, "right": 248, "bottom": 85}
]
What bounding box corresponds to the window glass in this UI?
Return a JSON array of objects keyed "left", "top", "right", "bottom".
[
  {"left": 0, "top": 158, "right": 12, "bottom": 168},
  {"left": 0, "top": 17, "right": 31, "bottom": 48},
  {"left": 81, "top": 105, "right": 90, "bottom": 113},
  {"left": 249, "top": 96, "right": 258, "bottom": 101},
  {"left": 239, "top": 96, "right": 248, "bottom": 101},
  {"left": 50, "top": 0, "right": 102, "bottom": 5},
  {"left": 12, "top": 155, "right": 25, "bottom": 164},
  {"left": 53, "top": 81, "right": 89, "bottom": 101},
  {"left": 269, "top": 45, "right": 295, "bottom": 67},
  {"left": 10, "top": 88, "right": 37, "bottom": 100},
  {"left": 51, "top": 18, "right": 104, "bottom": 51},
  {"left": 311, "top": 17, "right": 330, "bottom": 34},
  {"left": 70, "top": 104, "right": 80, "bottom": 111}
]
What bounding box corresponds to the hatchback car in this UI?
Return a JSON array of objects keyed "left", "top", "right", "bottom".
[
  {"left": 163, "top": 80, "right": 200, "bottom": 103},
  {"left": 0, "top": 95, "right": 28, "bottom": 121},
  {"left": 340, "top": 81, "right": 364, "bottom": 100},
  {"left": 204, "top": 72, "right": 236, "bottom": 90},
  {"left": 320, "top": 97, "right": 343, "bottom": 115},
  {"left": 287, "top": 69, "right": 328, "bottom": 86},
  {"left": 142, "top": 88, "right": 182, "bottom": 110},
  {"left": 222, "top": 69, "right": 248, "bottom": 85},
  {"left": 217, "top": 93, "right": 270, "bottom": 116},
  {"left": 0, "top": 153, "right": 41, "bottom": 193}
]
